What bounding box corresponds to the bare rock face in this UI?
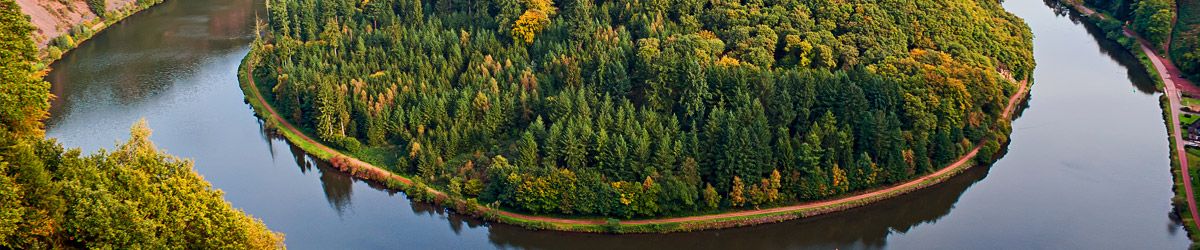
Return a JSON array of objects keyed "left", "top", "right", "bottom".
[{"left": 14, "top": 0, "right": 136, "bottom": 48}]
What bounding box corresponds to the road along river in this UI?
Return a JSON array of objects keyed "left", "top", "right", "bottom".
[{"left": 43, "top": 0, "right": 1192, "bottom": 248}]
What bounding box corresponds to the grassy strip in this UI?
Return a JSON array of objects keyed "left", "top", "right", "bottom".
[
  {"left": 1071, "top": 0, "right": 1200, "bottom": 243},
  {"left": 34, "top": 0, "right": 168, "bottom": 69},
  {"left": 237, "top": 49, "right": 1029, "bottom": 233},
  {"left": 238, "top": 57, "right": 332, "bottom": 162},
  {"left": 1161, "top": 95, "right": 1200, "bottom": 245},
  {"left": 1184, "top": 97, "right": 1200, "bottom": 107},
  {"left": 487, "top": 155, "right": 986, "bottom": 233},
  {"left": 1182, "top": 113, "right": 1198, "bottom": 127},
  {"left": 1139, "top": 49, "right": 1169, "bottom": 89}
]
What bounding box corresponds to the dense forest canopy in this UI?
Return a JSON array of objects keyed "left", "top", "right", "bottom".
[
  {"left": 0, "top": 0, "right": 283, "bottom": 247},
  {"left": 1169, "top": 0, "right": 1200, "bottom": 79},
  {"left": 1084, "top": 0, "right": 1174, "bottom": 48},
  {"left": 251, "top": 0, "right": 1034, "bottom": 217},
  {"left": 1085, "top": 0, "right": 1200, "bottom": 80}
]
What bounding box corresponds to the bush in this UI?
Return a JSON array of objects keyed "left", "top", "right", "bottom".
[
  {"left": 69, "top": 25, "right": 92, "bottom": 38},
  {"left": 53, "top": 35, "right": 75, "bottom": 48},
  {"left": 463, "top": 179, "right": 483, "bottom": 197},
  {"left": 1182, "top": 49, "right": 1200, "bottom": 78},
  {"left": 46, "top": 46, "right": 63, "bottom": 60},
  {"left": 604, "top": 218, "right": 621, "bottom": 233},
  {"left": 406, "top": 180, "right": 433, "bottom": 202},
  {"left": 86, "top": 0, "right": 106, "bottom": 18},
  {"left": 332, "top": 136, "right": 362, "bottom": 152},
  {"left": 977, "top": 139, "right": 1001, "bottom": 165}
]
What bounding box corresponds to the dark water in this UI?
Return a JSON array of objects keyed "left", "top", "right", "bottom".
[{"left": 43, "top": 0, "right": 1192, "bottom": 248}]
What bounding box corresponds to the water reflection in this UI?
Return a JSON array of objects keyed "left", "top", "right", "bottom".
[
  {"left": 1043, "top": 0, "right": 1073, "bottom": 17},
  {"left": 40, "top": 0, "right": 1193, "bottom": 248},
  {"left": 1046, "top": 0, "right": 1187, "bottom": 232},
  {"left": 1046, "top": 0, "right": 1160, "bottom": 94},
  {"left": 45, "top": 0, "right": 260, "bottom": 134},
  {"left": 245, "top": 108, "right": 1000, "bottom": 248},
  {"left": 483, "top": 165, "right": 994, "bottom": 250},
  {"left": 263, "top": 124, "right": 492, "bottom": 233},
  {"left": 258, "top": 126, "right": 357, "bottom": 216}
]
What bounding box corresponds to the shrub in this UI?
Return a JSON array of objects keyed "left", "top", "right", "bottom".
[
  {"left": 333, "top": 136, "right": 362, "bottom": 152},
  {"left": 463, "top": 179, "right": 483, "bottom": 197},
  {"left": 53, "top": 35, "right": 75, "bottom": 48},
  {"left": 86, "top": 0, "right": 106, "bottom": 18},
  {"left": 462, "top": 198, "right": 483, "bottom": 217},
  {"left": 1182, "top": 49, "right": 1200, "bottom": 78},
  {"left": 604, "top": 218, "right": 621, "bottom": 233},
  {"left": 46, "top": 46, "right": 63, "bottom": 60}
]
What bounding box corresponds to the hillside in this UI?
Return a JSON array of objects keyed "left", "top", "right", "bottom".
[
  {"left": 14, "top": 0, "right": 163, "bottom": 62},
  {"left": 249, "top": 0, "right": 1033, "bottom": 218},
  {"left": 1, "top": 0, "right": 284, "bottom": 247},
  {"left": 14, "top": 0, "right": 129, "bottom": 46}
]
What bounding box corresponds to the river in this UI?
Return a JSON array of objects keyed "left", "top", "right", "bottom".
[{"left": 42, "top": 0, "right": 1192, "bottom": 248}]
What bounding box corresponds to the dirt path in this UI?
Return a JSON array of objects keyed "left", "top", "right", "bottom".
[
  {"left": 1073, "top": 2, "right": 1200, "bottom": 236},
  {"left": 243, "top": 63, "right": 1029, "bottom": 228}
]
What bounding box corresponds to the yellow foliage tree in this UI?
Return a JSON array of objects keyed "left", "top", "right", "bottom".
[
  {"left": 767, "top": 169, "right": 781, "bottom": 203},
  {"left": 512, "top": 10, "right": 550, "bottom": 44},
  {"left": 510, "top": 0, "right": 555, "bottom": 44},
  {"left": 831, "top": 164, "right": 849, "bottom": 195},
  {"left": 730, "top": 176, "right": 745, "bottom": 207}
]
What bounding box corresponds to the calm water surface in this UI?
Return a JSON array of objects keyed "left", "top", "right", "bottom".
[{"left": 44, "top": 0, "right": 1192, "bottom": 248}]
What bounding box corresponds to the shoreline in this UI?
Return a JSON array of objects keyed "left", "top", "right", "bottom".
[
  {"left": 29, "top": 0, "right": 169, "bottom": 67},
  {"left": 1060, "top": 0, "right": 1200, "bottom": 243},
  {"left": 237, "top": 50, "right": 1031, "bottom": 233}
]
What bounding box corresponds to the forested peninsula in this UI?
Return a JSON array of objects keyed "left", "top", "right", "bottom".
[
  {"left": 247, "top": 0, "right": 1035, "bottom": 219},
  {"left": 1, "top": 0, "right": 284, "bottom": 247}
]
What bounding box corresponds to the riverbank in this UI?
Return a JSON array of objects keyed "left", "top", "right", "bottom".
[
  {"left": 1061, "top": 0, "right": 1200, "bottom": 243},
  {"left": 237, "top": 48, "right": 1031, "bottom": 233},
  {"left": 16, "top": 0, "right": 168, "bottom": 67}
]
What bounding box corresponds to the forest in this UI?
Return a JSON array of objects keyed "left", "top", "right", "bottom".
[
  {"left": 249, "top": 0, "right": 1034, "bottom": 217},
  {"left": 1083, "top": 0, "right": 1200, "bottom": 78},
  {"left": 1082, "top": 0, "right": 1172, "bottom": 48},
  {"left": 0, "top": 0, "right": 283, "bottom": 247}
]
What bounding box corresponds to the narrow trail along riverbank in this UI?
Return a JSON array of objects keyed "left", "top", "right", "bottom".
[
  {"left": 1144, "top": 33, "right": 1200, "bottom": 235},
  {"left": 1074, "top": 2, "right": 1200, "bottom": 236},
  {"left": 36, "top": 0, "right": 1189, "bottom": 246},
  {"left": 241, "top": 59, "right": 1029, "bottom": 231},
  {"left": 1160, "top": 51, "right": 1200, "bottom": 237}
]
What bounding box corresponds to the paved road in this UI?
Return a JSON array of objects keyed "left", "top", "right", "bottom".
[
  {"left": 1077, "top": 2, "right": 1200, "bottom": 235},
  {"left": 1144, "top": 41, "right": 1200, "bottom": 231}
]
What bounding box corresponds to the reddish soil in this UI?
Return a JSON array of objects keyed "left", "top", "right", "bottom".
[
  {"left": 14, "top": 0, "right": 137, "bottom": 48},
  {"left": 15, "top": 0, "right": 96, "bottom": 46}
]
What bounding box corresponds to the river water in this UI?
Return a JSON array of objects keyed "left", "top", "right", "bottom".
[{"left": 42, "top": 0, "right": 1193, "bottom": 248}]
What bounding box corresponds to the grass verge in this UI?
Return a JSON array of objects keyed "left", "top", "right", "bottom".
[{"left": 1161, "top": 95, "right": 1200, "bottom": 245}]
